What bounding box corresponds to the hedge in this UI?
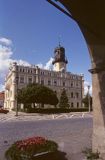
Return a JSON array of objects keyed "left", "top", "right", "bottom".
[{"left": 26, "top": 108, "right": 88, "bottom": 114}]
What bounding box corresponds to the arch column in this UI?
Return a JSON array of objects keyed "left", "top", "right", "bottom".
[{"left": 88, "top": 44, "right": 105, "bottom": 158}]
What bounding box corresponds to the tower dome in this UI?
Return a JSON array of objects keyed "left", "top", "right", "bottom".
[{"left": 52, "top": 46, "right": 68, "bottom": 65}]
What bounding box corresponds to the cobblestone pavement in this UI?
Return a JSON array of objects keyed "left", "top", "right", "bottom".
[
  {"left": 0, "top": 115, "right": 92, "bottom": 160},
  {"left": 0, "top": 111, "right": 93, "bottom": 123}
]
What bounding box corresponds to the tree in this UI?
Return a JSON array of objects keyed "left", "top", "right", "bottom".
[
  {"left": 59, "top": 89, "right": 70, "bottom": 108},
  {"left": 16, "top": 83, "right": 59, "bottom": 108},
  {"left": 82, "top": 94, "right": 92, "bottom": 110}
]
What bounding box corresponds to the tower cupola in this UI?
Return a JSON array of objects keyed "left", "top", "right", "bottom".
[{"left": 52, "top": 45, "right": 68, "bottom": 72}]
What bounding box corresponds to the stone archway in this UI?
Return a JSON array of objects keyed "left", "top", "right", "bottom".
[{"left": 47, "top": 0, "right": 105, "bottom": 159}]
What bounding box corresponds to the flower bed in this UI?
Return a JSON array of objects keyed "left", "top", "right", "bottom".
[{"left": 5, "top": 137, "right": 58, "bottom": 160}]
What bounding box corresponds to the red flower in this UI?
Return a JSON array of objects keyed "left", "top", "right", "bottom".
[{"left": 16, "top": 137, "right": 46, "bottom": 150}]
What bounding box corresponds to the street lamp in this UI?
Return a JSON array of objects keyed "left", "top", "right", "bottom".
[
  {"left": 15, "top": 76, "right": 19, "bottom": 116},
  {"left": 87, "top": 85, "right": 91, "bottom": 112}
]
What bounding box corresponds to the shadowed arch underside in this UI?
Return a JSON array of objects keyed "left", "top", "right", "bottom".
[
  {"left": 59, "top": 0, "right": 105, "bottom": 62},
  {"left": 54, "top": 0, "right": 105, "bottom": 158},
  {"left": 59, "top": 0, "right": 105, "bottom": 41}
]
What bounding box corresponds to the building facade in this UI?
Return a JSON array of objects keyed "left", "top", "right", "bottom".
[{"left": 4, "top": 45, "right": 84, "bottom": 110}]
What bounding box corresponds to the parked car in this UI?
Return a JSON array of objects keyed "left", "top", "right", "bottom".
[{"left": 0, "top": 108, "right": 9, "bottom": 114}]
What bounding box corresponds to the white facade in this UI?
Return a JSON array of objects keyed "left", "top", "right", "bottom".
[{"left": 4, "top": 62, "right": 84, "bottom": 110}]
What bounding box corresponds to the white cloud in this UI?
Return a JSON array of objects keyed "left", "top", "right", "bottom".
[
  {"left": 37, "top": 63, "right": 44, "bottom": 69},
  {"left": 84, "top": 81, "right": 92, "bottom": 95},
  {"left": 0, "top": 37, "right": 54, "bottom": 92},
  {"left": 0, "top": 37, "right": 55, "bottom": 92},
  {"left": 0, "top": 84, "right": 5, "bottom": 91},
  {"left": 37, "top": 57, "right": 54, "bottom": 70},
  {"left": 15, "top": 59, "right": 30, "bottom": 66},
  {"left": 0, "top": 37, "right": 12, "bottom": 46},
  {"left": 0, "top": 44, "right": 13, "bottom": 77},
  {"left": 0, "top": 37, "right": 30, "bottom": 91},
  {"left": 44, "top": 57, "right": 54, "bottom": 70}
]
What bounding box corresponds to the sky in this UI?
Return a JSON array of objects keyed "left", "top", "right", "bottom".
[{"left": 0, "top": 0, "right": 92, "bottom": 94}]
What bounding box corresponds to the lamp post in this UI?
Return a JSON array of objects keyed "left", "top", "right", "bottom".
[
  {"left": 15, "top": 102, "right": 18, "bottom": 116},
  {"left": 87, "top": 85, "right": 90, "bottom": 112},
  {"left": 15, "top": 76, "right": 18, "bottom": 116}
]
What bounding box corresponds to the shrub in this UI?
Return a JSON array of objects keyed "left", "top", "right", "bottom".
[
  {"left": 82, "top": 148, "right": 100, "bottom": 159},
  {"left": 5, "top": 137, "right": 58, "bottom": 160},
  {"left": 0, "top": 108, "right": 9, "bottom": 114}
]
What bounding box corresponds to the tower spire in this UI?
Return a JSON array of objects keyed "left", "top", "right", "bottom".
[{"left": 58, "top": 35, "right": 61, "bottom": 47}]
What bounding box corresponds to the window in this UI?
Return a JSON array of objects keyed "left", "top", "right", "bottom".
[
  {"left": 71, "top": 82, "right": 73, "bottom": 87},
  {"left": 41, "top": 79, "right": 44, "bottom": 85},
  {"left": 41, "top": 71, "right": 44, "bottom": 75},
  {"left": 54, "top": 80, "right": 57, "bottom": 86},
  {"left": 76, "top": 82, "right": 78, "bottom": 87},
  {"left": 71, "top": 102, "right": 74, "bottom": 108},
  {"left": 20, "top": 76, "right": 24, "bottom": 83},
  {"left": 28, "top": 77, "right": 32, "bottom": 83},
  {"left": 48, "top": 72, "right": 51, "bottom": 76},
  {"left": 34, "top": 69, "right": 36, "bottom": 74},
  {"left": 48, "top": 80, "right": 51, "bottom": 85},
  {"left": 76, "top": 92, "right": 79, "bottom": 98},
  {"left": 63, "top": 82, "right": 65, "bottom": 87},
  {"left": 77, "top": 102, "right": 79, "bottom": 108},
  {"left": 71, "top": 92, "right": 73, "bottom": 98}
]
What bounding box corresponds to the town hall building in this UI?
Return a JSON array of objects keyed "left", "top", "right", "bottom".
[{"left": 4, "top": 45, "right": 84, "bottom": 110}]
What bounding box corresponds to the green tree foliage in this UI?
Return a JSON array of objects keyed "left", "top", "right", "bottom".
[
  {"left": 59, "top": 89, "right": 70, "bottom": 108},
  {"left": 82, "top": 94, "right": 92, "bottom": 110},
  {"left": 17, "top": 83, "right": 58, "bottom": 107}
]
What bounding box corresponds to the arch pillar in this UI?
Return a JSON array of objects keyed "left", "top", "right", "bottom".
[{"left": 88, "top": 44, "right": 105, "bottom": 158}]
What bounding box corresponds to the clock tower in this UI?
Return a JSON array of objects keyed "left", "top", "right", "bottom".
[{"left": 52, "top": 45, "right": 68, "bottom": 72}]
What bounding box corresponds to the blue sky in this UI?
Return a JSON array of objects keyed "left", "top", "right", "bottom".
[{"left": 0, "top": 0, "right": 91, "bottom": 92}]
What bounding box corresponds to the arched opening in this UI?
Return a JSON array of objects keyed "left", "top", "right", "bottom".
[{"left": 47, "top": 0, "right": 105, "bottom": 158}]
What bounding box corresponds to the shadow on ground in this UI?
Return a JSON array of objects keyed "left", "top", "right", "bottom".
[{"left": 32, "top": 151, "right": 68, "bottom": 160}]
